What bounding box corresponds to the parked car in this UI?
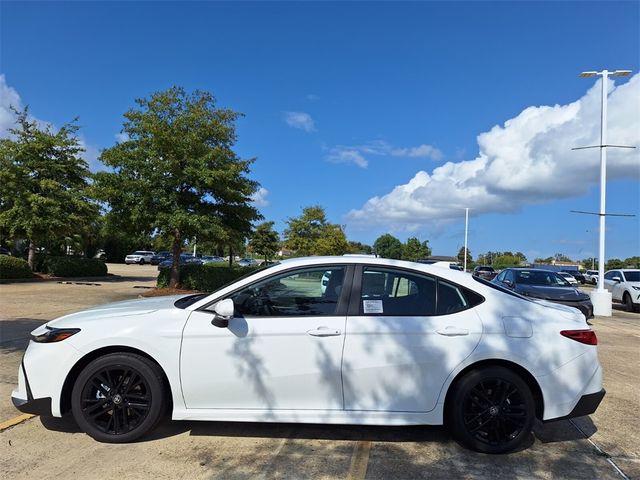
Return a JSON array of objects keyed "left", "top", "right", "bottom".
[
  {"left": 603, "top": 269, "right": 640, "bottom": 312},
  {"left": 150, "top": 251, "right": 171, "bottom": 265},
  {"left": 585, "top": 270, "right": 599, "bottom": 285},
  {"left": 558, "top": 271, "right": 579, "bottom": 286},
  {"left": 472, "top": 266, "right": 497, "bottom": 281},
  {"left": 493, "top": 268, "right": 593, "bottom": 319},
  {"left": 157, "top": 254, "right": 202, "bottom": 270},
  {"left": 124, "top": 251, "right": 155, "bottom": 265},
  {"left": 417, "top": 259, "right": 463, "bottom": 271},
  {"left": 12, "top": 256, "right": 604, "bottom": 454},
  {"left": 561, "top": 270, "right": 585, "bottom": 284},
  {"left": 236, "top": 258, "right": 258, "bottom": 267},
  {"left": 200, "top": 255, "right": 225, "bottom": 264}
]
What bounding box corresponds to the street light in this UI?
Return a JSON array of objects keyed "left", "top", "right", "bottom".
[{"left": 577, "top": 69, "right": 633, "bottom": 316}]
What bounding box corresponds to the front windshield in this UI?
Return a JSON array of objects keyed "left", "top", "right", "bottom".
[
  {"left": 624, "top": 271, "right": 640, "bottom": 282},
  {"left": 516, "top": 270, "right": 570, "bottom": 287}
]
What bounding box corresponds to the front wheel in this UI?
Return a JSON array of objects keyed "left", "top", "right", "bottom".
[
  {"left": 447, "top": 366, "right": 535, "bottom": 454},
  {"left": 623, "top": 293, "right": 637, "bottom": 313},
  {"left": 71, "top": 353, "right": 166, "bottom": 443}
]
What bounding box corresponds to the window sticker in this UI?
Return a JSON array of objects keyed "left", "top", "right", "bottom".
[{"left": 363, "top": 299, "right": 384, "bottom": 314}]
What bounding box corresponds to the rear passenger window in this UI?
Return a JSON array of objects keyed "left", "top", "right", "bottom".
[
  {"left": 361, "top": 268, "right": 436, "bottom": 316},
  {"left": 359, "top": 267, "right": 484, "bottom": 316},
  {"left": 436, "top": 280, "right": 468, "bottom": 315}
]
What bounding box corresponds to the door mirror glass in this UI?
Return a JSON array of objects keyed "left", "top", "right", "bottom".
[{"left": 211, "top": 298, "right": 234, "bottom": 328}]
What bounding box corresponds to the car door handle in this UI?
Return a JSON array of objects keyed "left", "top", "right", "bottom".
[
  {"left": 307, "top": 326, "right": 342, "bottom": 337},
  {"left": 436, "top": 326, "right": 469, "bottom": 336}
]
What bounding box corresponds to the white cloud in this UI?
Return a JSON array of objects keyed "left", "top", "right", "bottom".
[
  {"left": 251, "top": 187, "right": 270, "bottom": 207},
  {"left": 0, "top": 74, "right": 104, "bottom": 171},
  {"left": 327, "top": 147, "right": 368, "bottom": 168},
  {"left": 391, "top": 144, "right": 443, "bottom": 160},
  {"left": 347, "top": 75, "right": 640, "bottom": 228},
  {"left": 325, "top": 140, "right": 442, "bottom": 168},
  {"left": 284, "top": 111, "right": 316, "bottom": 132}
]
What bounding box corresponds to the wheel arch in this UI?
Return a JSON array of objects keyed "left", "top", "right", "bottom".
[
  {"left": 443, "top": 359, "right": 544, "bottom": 421},
  {"left": 60, "top": 345, "right": 173, "bottom": 415}
]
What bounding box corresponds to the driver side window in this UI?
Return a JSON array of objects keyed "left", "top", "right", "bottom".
[{"left": 230, "top": 266, "right": 346, "bottom": 317}]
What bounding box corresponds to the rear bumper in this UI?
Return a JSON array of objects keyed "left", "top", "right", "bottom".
[{"left": 544, "top": 389, "right": 605, "bottom": 422}]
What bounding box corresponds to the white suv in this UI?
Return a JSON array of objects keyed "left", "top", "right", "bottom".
[
  {"left": 585, "top": 270, "right": 598, "bottom": 285},
  {"left": 124, "top": 251, "right": 155, "bottom": 265},
  {"left": 603, "top": 269, "right": 640, "bottom": 312}
]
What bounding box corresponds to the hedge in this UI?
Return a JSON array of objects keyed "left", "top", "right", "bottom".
[
  {"left": 0, "top": 256, "right": 33, "bottom": 279},
  {"left": 43, "top": 257, "right": 108, "bottom": 277},
  {"left": 157, "top": 263, "right": 259, "bottom": 291}
]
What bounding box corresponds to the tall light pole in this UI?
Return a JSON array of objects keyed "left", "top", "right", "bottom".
[
  {"left": 577, "top": 69, "right": 632, "bottom": 316},
  {"left": 463, "top": 208, "right": 469, "bottom": 272}
]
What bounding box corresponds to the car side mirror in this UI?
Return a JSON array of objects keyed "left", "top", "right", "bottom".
[
  {"left": 211, "top": 298, "right": 234, "bottom": 328},
  {"left": 503, "top": 279, "right": 513, "bottom": 287},
  {"left": 612, "top": 277, "right": 621, "bottom": 283}
]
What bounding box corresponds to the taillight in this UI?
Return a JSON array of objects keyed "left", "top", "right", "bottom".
[{"left": 560, "top": 329, "right": 598, "bottom": 345}]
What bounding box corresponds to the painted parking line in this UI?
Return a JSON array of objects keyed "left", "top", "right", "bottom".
[
  {"left": 347, "top": 440, "right": 371, "bottom": 480},
  {"left": 0, "top": 413, "right": 35, "bottom": 432}
]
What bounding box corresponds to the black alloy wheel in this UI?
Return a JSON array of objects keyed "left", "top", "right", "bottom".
[
  {"left": 448, "top": 366, "right": 535, "bottom": 454},
  {"left": 72, "top": 353, "right": 165, "bottom": 443}
]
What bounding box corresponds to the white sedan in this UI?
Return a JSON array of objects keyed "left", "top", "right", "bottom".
[
  {"left": 558, "top": 271, "right": 578, "bottom": 286},
  {"left": 12, "top": 256, "right": 605, "bottom": 454}
]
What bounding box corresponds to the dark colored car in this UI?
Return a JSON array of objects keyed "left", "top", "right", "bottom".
[
  {"left": 472, "top": 265, "right": 497, "bottom": 281},
  {"left": 151, "top": 251, "right": 171, "bottom": 265},
  {"left": 562, "top": 270, "right": 585, "bottom": 284},
  {"left": 493, "top": 268, "right": 593, "bottom": 319},
  {"left": 157, "top": 254, "right": 203, "bottom": 270}
]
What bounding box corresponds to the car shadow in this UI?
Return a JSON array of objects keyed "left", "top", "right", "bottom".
[{"left": 44, "top": 414, "right": 588, "bottom": 453}]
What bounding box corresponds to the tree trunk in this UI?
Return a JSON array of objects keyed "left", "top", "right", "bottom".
[
  {"left": 169, "top": 228, "right": 181, "bottom": 289},
  {"left": 27, "top": 240, "right": 36, "bottom": 271}
]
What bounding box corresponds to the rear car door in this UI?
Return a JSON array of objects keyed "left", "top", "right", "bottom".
[{"left": 342, "top": 265, "right": 483, "bottom": 413}]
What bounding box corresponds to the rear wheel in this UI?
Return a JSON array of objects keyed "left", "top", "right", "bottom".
[
  {"left": 447, "top": 366, "right": 535, "bottom": 454},
  {"left": 71, "top": 353, "right": 165, "bottom": 443},
  {"left": 139, "top": 259, "right": 145, "bottom": 265}
]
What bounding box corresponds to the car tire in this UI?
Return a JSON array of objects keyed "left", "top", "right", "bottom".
[
  {"left": 623, "top": 292, "right": 634, "bottom": 313},
  {"left": 71, "top": 353, "right": 166, "bottom": 443},
  {"left": 139, "top": 259, "right": 145, "bottom": 265},
  {"left": 447, "top": 366, "right": 535, "bottom": 454}
]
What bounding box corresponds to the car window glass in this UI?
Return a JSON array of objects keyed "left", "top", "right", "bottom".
[
  {"left": 496, "top": 271, "right": 506, "bottom": 282},
  {"left": 230, "top": 266, "right": 345, "bottom": 317},
  {"left": 504, "top": 270, "right": 515, "bottom": 283},
  {"left": 623, "top": 271, "right": 640, "bottom": 282},
  {"left": 360, "top": 267, "right": 436, "bottom": 316},
  {"left": 436, "top": 280, "right": 469, "bottom": 315},
  {"left": 604, "top": 271, "right": 615, "bottom": 280}
]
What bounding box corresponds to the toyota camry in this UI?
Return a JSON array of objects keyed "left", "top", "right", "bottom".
[{"left": 12, "top": 256, "right": 605, "bottom": 453}]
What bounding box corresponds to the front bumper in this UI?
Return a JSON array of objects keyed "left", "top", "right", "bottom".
[
  {"left": 12, "top": 395, "right": 52, "bottom": 416},
  {"left": 545, "top": 389, "right": 605, "bottom": 422},
  {"left": 11, "top": 360, "right": 53, "bottom": 416}
]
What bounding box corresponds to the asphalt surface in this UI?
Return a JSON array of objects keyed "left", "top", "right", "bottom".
[{"left": 0, "top": 265, "right": 638, "bottom": 479}]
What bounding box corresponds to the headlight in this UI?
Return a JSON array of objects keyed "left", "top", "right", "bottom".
[{"left": 32, "top": 327, "right": 81, "bottom": 343}]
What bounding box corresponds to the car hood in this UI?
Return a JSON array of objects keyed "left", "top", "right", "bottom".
[
  {"left": 514, "top": 284, "right": 589, "bottom": 301},
  {"left": 45, "top": 295, "right": 189, "bottom": 329}
]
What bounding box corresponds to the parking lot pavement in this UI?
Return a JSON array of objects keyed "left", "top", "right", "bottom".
[{"left": 0, "top": 269, "right": 638, "bottom": 479}]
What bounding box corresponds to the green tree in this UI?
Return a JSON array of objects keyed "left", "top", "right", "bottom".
[
  {"left": 315, "top": 224, "right": 349, "bottom": 256},
  {"left": 605, "top": 258, "right": 624, "bottom": 270},
  {"left": 624, "top": 256, "right": 640, "bottom": 268},
  {"left": 373, "top": 234, "right": 403, "bottom": 259},
  {"left": 249, "top": 221, "right": 280, "bottom": 262},
  {"left": 457, "top": 246, "right": 472, "bottom": 268},
  {"left": 94, "top": 87, "right": 261, "bottom": 287},
  {"left": 402, "top": 237, "right": 431, "bottom": 261},
  {"left": 283, "top": 206, "right": 347, "bottom": 256},
  {"left": 0, "top": 108, "right": 97, "bottom": 269},
  {"left": 347, "top": 241, "right": 373, "bottom": 255}
]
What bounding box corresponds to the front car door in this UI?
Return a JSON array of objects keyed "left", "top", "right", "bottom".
[
  {"left": 180, "top": 264, "right": 352, "bottom": 411},
  {"left": 342, "top": 265, "right": 483, "bottom": 413}
]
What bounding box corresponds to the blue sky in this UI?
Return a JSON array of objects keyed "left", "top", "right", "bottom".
[{"left": 1, "top": 1, "right": 639, "bottom": 261}]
